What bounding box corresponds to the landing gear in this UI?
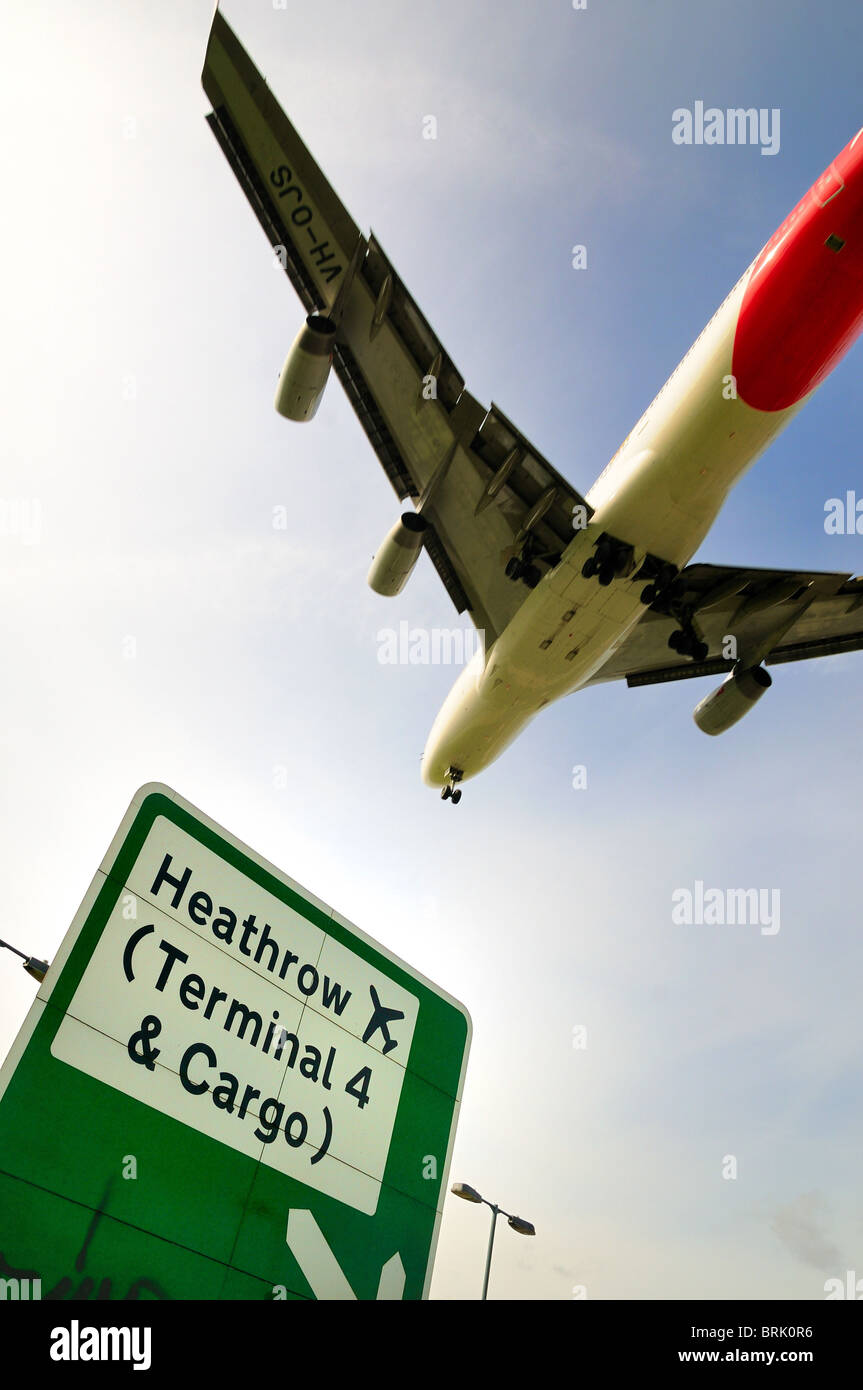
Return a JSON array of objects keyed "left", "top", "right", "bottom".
[
  {"left": 504, "top": 536, "right": 560, "bottom": 590},
  {"left": 581, "top": 552, "right": 615, "bottom": 586},
  {"left": 668, "top": 623, "right": 708, "bottom": 663},
  {"left": 581, "top": 533, "right": 634, "bottom": 587},
  {"left": 505, "top": 555, "right": 541, "bottom": 589},
  {"left": 441, "top": 768, "right": 464, "bottom": 805},
  {"left": 636, "top": 557, "right": 684, "bottom": 607},
  {"left": 635, "top": 555, "right": 708, "bottom": 663}
]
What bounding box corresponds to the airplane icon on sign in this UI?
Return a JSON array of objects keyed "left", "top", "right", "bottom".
[{"left": 362, "top": 986, "right": 405, "bottom": 1055}]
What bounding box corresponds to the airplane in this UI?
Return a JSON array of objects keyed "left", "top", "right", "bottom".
[
  {"left": 362, "top": 986, "right": 405, "bottom": 1056},
  {"left": 202, "top": 10, "right": 863, "bottom": 804}
]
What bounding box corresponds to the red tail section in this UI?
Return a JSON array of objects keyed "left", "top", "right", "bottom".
[{"left": 733, "top": 129, "right": 863, "bottom": 411}]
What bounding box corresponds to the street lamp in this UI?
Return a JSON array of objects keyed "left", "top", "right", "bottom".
[
  {"left": 451, "top": 1181, "right": 535, "bottom": 1299},
  {"left": 0, "top": 938, "right": 49, "bottom": 982}
]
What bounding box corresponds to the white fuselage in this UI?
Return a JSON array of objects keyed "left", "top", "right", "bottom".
[
  {"left": 421, "top": 126, "right": 863, "bottom": 789},
  {"left": 420, "top": 266, "right": 800, "bottom": 789}
]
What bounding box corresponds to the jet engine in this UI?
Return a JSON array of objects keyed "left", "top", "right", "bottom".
[
  {"left": 693, "top": 663, "right": 772, "bottom": 736},
  {"left": 274, "top": 314, "right": 337, "bottom": 421},
  {"left": 367, "top": 514, "right": 429, "bottom": 596}
]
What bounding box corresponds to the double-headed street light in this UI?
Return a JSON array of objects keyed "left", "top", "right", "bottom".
[{"left": 451, "top": 1181, "right": 535, "bottom": 1299}]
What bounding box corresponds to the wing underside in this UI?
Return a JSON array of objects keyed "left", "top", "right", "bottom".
[
  {"left": 588, "top": 563, "right": 863, "bottom": 687},
  {"left": 202, "top": 10, "right": 592, "bottom": 644}
]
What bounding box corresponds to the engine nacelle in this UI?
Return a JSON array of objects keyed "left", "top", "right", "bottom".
[
  {"left": 693, "top": 663, "right": 772, "bottom": 736},
  {"left": 367, "top": 514, "right": 429, "bottom": 596},
  {"left": 274, "top": 314, "right": 337, "bottom": 421}
]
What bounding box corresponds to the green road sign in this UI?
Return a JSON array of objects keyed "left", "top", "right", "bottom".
[{"left": 0, "top": 784, "right": 470, "bottom": 1299}]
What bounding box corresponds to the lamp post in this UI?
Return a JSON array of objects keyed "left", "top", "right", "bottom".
[
  {"left": 0, "top": 937, "right": 49, "bottom": 982},
  {"left": 451, "top": 1181, "right": 535, "bottom": 1299}
]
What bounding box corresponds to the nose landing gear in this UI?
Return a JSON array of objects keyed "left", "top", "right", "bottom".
[{"left": 441, "top": 768, "right": 464, "bottom": 804}]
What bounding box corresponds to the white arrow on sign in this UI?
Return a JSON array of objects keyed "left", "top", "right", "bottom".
[{"left": 286, "top": 1209, "right": 406, "bottom": 1300}]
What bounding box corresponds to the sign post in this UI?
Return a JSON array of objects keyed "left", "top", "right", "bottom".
[{"left": 0, "top": 784, "right": 470, "bottom": 1300}]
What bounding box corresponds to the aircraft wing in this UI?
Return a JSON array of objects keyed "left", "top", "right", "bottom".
[
  {"left": 588, "top": 563, "right": 863, "bottom": 686},
  {"left": 201, "top": 9, "right": 592, "bottom": 645}
]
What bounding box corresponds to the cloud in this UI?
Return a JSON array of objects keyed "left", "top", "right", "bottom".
[{"left": 769, "top": 1192, "right": 844, "bottom": 1272}]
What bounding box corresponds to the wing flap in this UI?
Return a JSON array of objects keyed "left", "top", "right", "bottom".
[{"left": 590, "top": 563, "right": 863, "bottom": 686}]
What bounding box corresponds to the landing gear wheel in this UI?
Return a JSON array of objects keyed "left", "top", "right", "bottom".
[
  {"left": 522, "top": 564, "right": 541, "bottom": 589},
  {"left": 595, "top": 541, "right": 613, "bottom": 569},
  {"left": 635, "top": 555, "right": 683, "bottom": 607},
  {"left": 442, "top": 767, "right": 463, "bottom": 805},
  {"left": 582, "top": 533, "right": 635, "bottom": 588},
  {"left": 668, "top": 625, "right": 708, "bottom": 662}
]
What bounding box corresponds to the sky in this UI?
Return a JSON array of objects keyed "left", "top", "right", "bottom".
[{"left": 1, "top": 0, "right": 862, "bottom": 1300}]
